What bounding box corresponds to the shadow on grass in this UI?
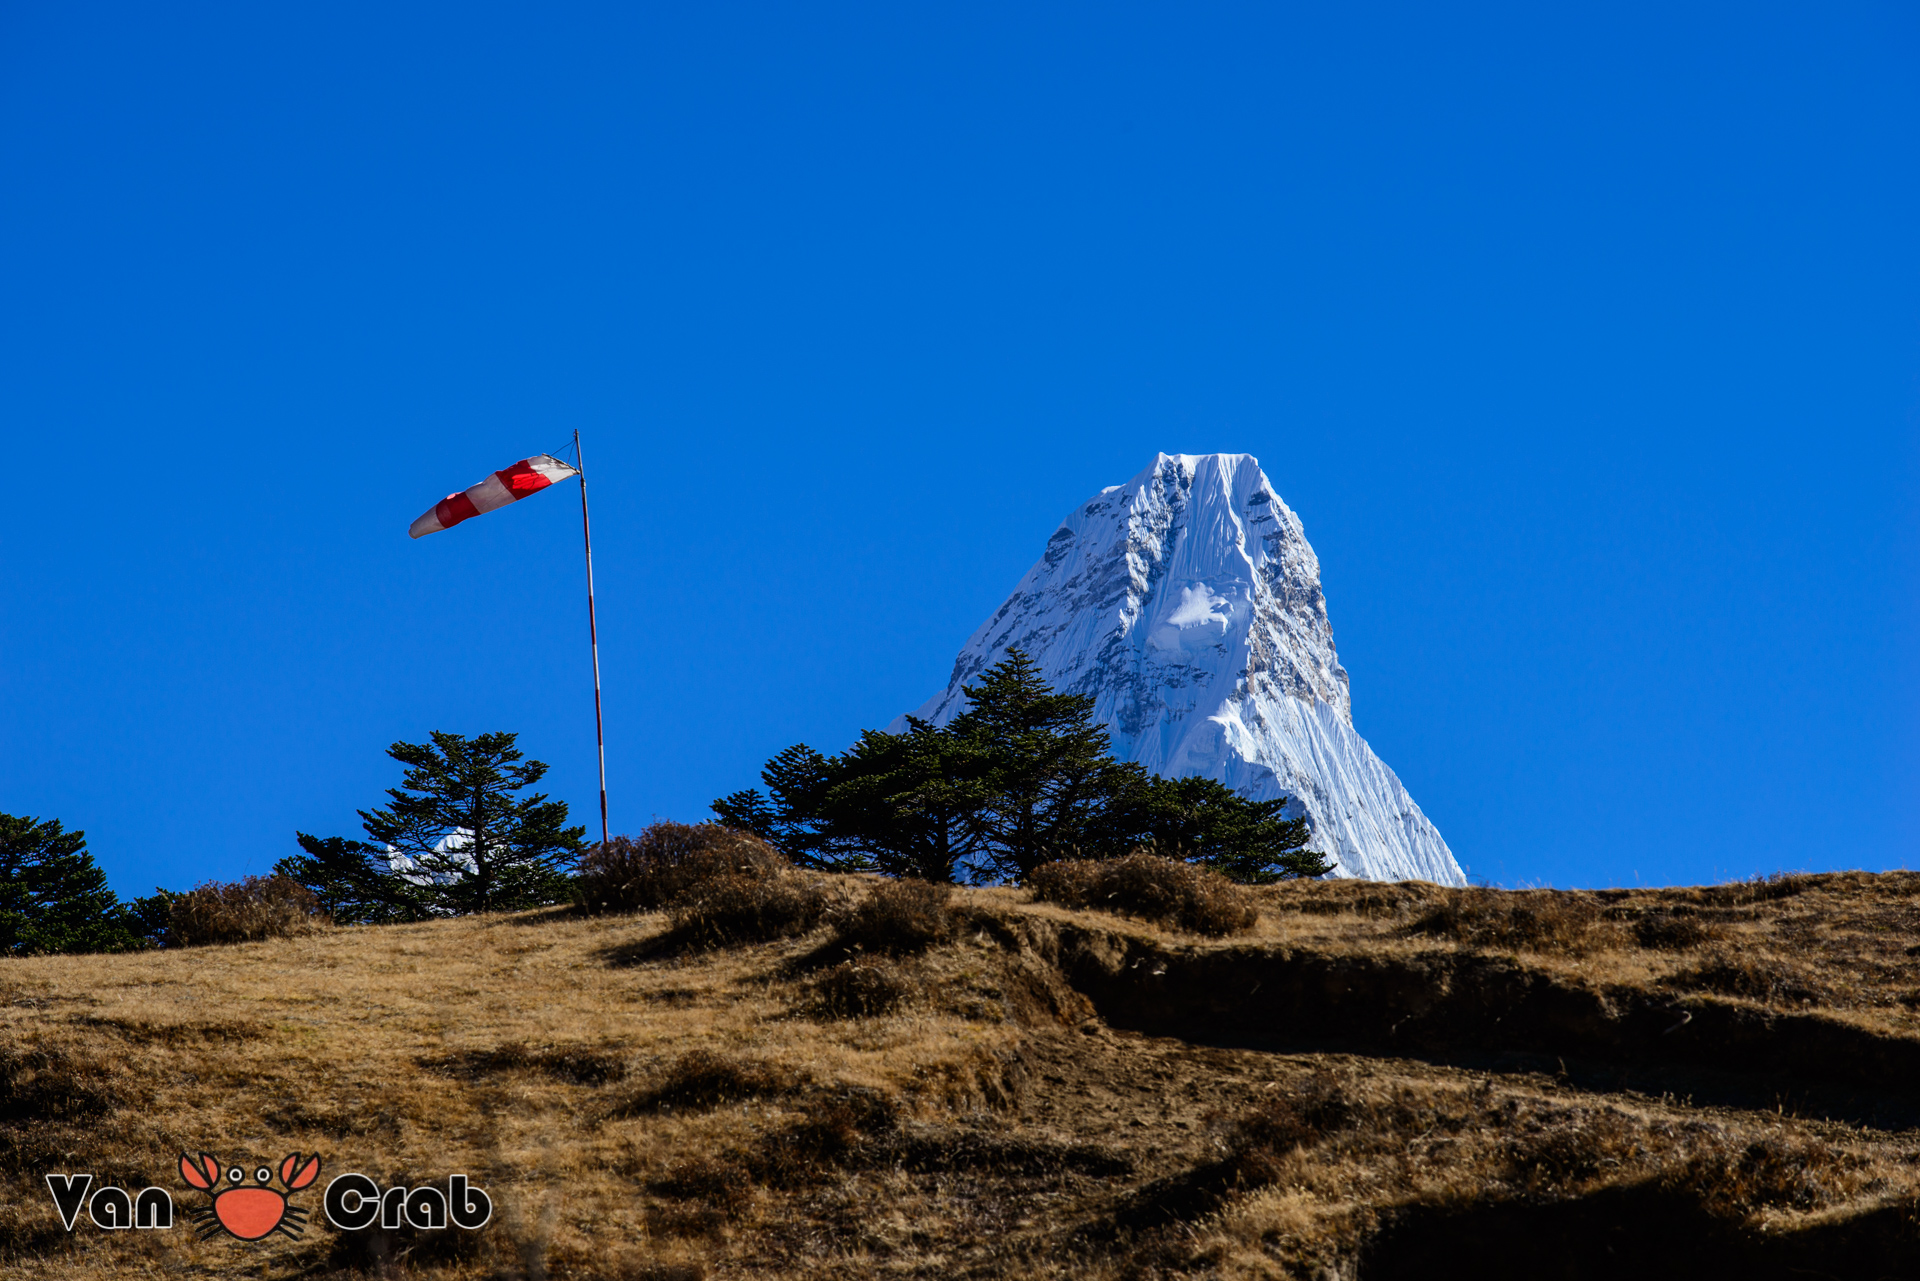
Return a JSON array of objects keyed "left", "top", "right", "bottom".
[{"left": 1360, "top": 1182, "right": 1920, "bottom": 1281}]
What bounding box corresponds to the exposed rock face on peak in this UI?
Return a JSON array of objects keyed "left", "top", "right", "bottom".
[{"left": 900, "top": 453, "right": 1465, "bottom": 885}]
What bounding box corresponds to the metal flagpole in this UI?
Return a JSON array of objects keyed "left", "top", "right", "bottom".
[{"left": 574, "top": 429, "right": 610, "bottom": 850}]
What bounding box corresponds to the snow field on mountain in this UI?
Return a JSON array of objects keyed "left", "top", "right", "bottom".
[{"left": 902, "top": 452, "right": 1465, "bottom": 885}]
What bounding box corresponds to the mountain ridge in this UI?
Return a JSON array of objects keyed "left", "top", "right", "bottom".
[{"left": 898, "top": 452, "right": 1466, "bottom": 885}]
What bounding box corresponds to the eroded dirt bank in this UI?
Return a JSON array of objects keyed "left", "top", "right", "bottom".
[{"left": 1037, "top": 917, "right": 1920, "bottom": 1129}]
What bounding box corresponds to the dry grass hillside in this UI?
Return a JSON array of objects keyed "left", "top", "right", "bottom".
[{"left": 4, "top": 865, "right": 1920, "bottom": 1280}]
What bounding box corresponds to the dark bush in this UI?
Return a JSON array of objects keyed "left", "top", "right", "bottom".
[
  {"left": 0, "top": 1043, "right": 123, "bottom": 1123},
  {"left": 1667, "top": 1136, "right": 1857, "bottom": 1216},
  {"left": 649, "top": 1154, "right": 754, "bottom": 1222},
  {"left": 323, "top": 1193, "right": 487, "bottom": 1273},
  {"left": 1029, "top": 853, "right": 1258, "bottom": 936},
  {"left": 1407, "top": 888, "right": 1616, "bottom": 955},
  {"left": 423, "top": 1041, "right": 627, "bottom": 1085},
  {"left": 577, "top": 822, "right": 788, "bottom": 914},
  {"left": 1222, "top": 1075, "right": 1352, "bottom": 1183},
  {"left": 1504, "top": 1108, "right": 1645, "bottom": 1195},
  {"left": 748, "top": 1088, "right": 899, "bottom": 1188},
  {"left": 1631, "top": 911, "right": 1725, "bottom": 950},
  {"left": 167, "top": 875, "right": 329, "bottom": 947},
  {"left": 609, "top": 1050, "right": 807, "bottom": 1118},
  {"left": 811, "top": 960, "right": 914, "bottom": 1019},
  {"left": 1662, "top": 954, "right": 1831, "bottom": 1005},
  {"left": 835, "top": 879, "right": 953, "bottom": 955},
  {"left": 667, "top": 872, "right": 829, "bottom": 949},
  {"left": 1215, "top": 1096, "right": 1326, "bottom": 1186}
]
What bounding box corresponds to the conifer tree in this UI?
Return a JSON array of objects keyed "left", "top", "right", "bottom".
[
  {"left": 714, "top": 650, "right": 1335, "bottom": 886},
  {"left": 712, "top": 742, "right": 856, "bottom": 870},
  {"left": 279, "top": 731, "right": 583, "bottom": 917},
  {"left": 947, "top": 648, "right": 1143, "bottom": 882},
  {"left": 277, "top": 834, "right": 431, "bottom": 924},
  {"left": 0, "top": 813, "right": 140, "bottom": 955},
  {"left": 819, "top": 718, "right": 989, "bottom": 882},
  {"left": 1137, "top": 775, "right": 1334, "bottom": 882},
  {"left": 716, "top": 724, "right": 989, "bottom": 880}
]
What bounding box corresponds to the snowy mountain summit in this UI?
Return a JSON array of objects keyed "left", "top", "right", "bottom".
[{"left": 901, "top": 453, "right": 1465, "bottom": 885}]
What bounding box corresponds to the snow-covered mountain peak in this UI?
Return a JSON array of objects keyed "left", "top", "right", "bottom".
[{"left": 900, "top": 452, "right": 1465, "bottom": 885}]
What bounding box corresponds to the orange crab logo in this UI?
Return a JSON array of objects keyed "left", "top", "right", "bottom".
[{"left": 178, "top": 1152, "right": 321, "bottom": 1242}]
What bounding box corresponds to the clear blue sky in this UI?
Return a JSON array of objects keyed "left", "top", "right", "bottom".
[{"left": 3, "top": 2, "right": 1914, "bottom": 893}]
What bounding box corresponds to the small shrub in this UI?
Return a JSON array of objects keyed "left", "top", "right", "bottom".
[
  {"left": 666, "top": 872, "right": 829, "bottom": 949},
  {"left": 1667, "top": 1135, "right": 1858, "bottom": 1216},
  {"left": 609, "top": 1050, "right": 806, "bottom": 1118},
  {"left": 1267, "top": 879, "right": 1441, "bottom": 919},
  {"left": 424, "top": 1042, "right": 627, "bottom": 1085},
  {"left": 1631, "top": 911, "right": 1725, "bottom": 950},
  {"left": 1505, "top": 1108, "right": 1645, "bottom": 1195},
  {"left": 1698, "top": 872, "right": 1818, "bottom": 908},
  {"left": 1105, "top": 1078, "right": 1350, "bottom": 1233},
  {"left": 615, "top": 1267, "right": 706, "bottom": 1281},
  {"left": 812, "top": 960, "right": 914, "bottom": 1019},
  {"left": 167, "top": 875, "right": 329, "bottom": 947},
  {"left": 577, "top": 822, "right": 787, "bottom": 914},
  {"left": 748, "top": 1089, "right": 898, "bottom": 1188},
  {"left": 1215, "top": 1096, "right": 1325, "bottom": 1185},
  {"left": 835, "top": 879, "right": 953, "bottom": 955},
  {"left": 1662, "top": 954, "right": 1830, "bottom": 1005},
  {"left": 1407, "top": 888, "right": 1617, "bottom": 955},
  {"left": 0, "top": 1044, "right": 122, "bottom": 1123},
  {"left": 650, "top": 1155, "right": 753, "bottom": 1214},
  {"left": 1029, "top": 854, "right": 1258, "bottom": 936}
]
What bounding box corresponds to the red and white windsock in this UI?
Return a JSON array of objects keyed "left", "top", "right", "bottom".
[{"left": 409, "top": 454, "right": 580, "bottom": 538}]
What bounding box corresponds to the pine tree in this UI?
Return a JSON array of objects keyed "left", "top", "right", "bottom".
[
  {"left": 0, "top": 813, "right": 141, "bottom": 955},
  {"left": 1137, "top": 775, "right": 1334, "bottom": 883},
  {"left": 712, "top": 743, "right": 857, "bottom": 871},
  {"left": 279, "top": 731, "right": 584, "bottom": 917},
  {"left": 714, "top": 650, "right": 1338, "bottom": 887},
  {"left": 948, "top": 648, "right": 1143, "bottom": 882},
  {"left": 277, "top": 835, "right": 431, "bottom": 924},
  {"left": 820, "top": 718, "right": 989, "bottom": 882}
]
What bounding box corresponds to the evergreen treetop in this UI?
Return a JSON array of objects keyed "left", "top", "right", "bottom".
[
  {"left": 278, "top": 730, "right": 584, "bottom": 919},
  {"left": 0, "top": 812, "right": 142, "bottom": 955},
  {"left": 713, "top": 648, "right": 1334, "bottom": 885}
]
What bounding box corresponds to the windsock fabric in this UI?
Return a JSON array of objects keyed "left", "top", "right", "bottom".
[{"left": 409, "top": 454, "right": 580, "bottom": 538}]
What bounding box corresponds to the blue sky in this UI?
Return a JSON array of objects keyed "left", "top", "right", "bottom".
[{"left": 2, "top": 1, "right": 1914, "bottom": 894}]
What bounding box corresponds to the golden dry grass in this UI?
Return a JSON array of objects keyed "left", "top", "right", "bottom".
[{"left": 1, "top": 869, "right": 1917, "bottom": 1279}]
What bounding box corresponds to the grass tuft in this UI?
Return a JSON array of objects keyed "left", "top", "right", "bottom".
[
  {"left": 810, "top": 959, "right": 915, "bottom": 1019},
  {"left": 748, "top": 1088, "right": 899, "bottom": 1189},
  {"left": 1406, "top": 888, "right": 1618, "bottom": 955},
  {"left": 577, "top": 821, "right": 787, "bottom": 914},
  {"left": 423, "top": 1040, "right": 628, "bottom": 1085},
  {"left": 1030, "top": 854, "right": 1259, "bottom": 936},
  {"left": 1630, "top": 911, "right": 1725, "bottom": 950},
  {"left": 834, "top": 879, "right": 954, "bottom": 955},
  {"left": 166, "top": 874, "right": 328, "bottom": 947},
  {"left": 609, "top": 1050, "right": 808, "bottom": 1118},
  {"left": 667, "top": 872, "right": 830, "bottom": 949}
]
